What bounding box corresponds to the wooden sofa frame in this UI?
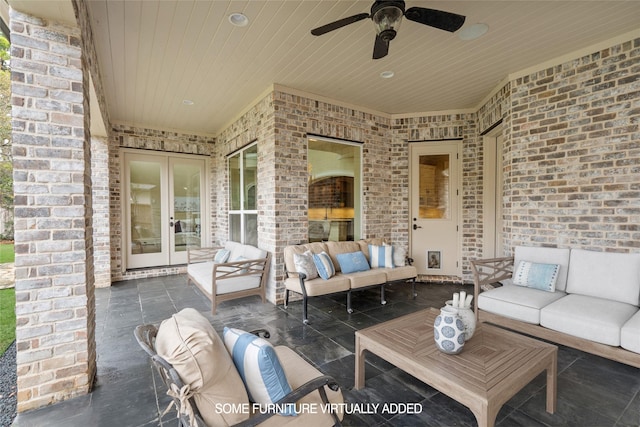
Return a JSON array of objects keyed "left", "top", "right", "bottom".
[
  {"left": 471, "top": 256, "right": 640, "bottom": 369},
  {"left": 187, "top": 247, "right": 272, "bottom": 314}
]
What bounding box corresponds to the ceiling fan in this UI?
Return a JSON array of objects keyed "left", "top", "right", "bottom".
[{"left": 311, "top": 0, "right": 465, "bottom": 59}]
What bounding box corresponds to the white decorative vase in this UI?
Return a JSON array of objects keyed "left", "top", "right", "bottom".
[
  {"left": 433, "top": 306, "right": 465, "bottom": 354},
  {"left": 456, "top": 307, "right": 477, "bottom": 341},
  {"left": 445, "top": 301, "right": 477, "bottom": 341}
]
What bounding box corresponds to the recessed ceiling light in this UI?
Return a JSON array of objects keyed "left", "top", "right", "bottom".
[
  {"left": 182, "top": 99, "right": 194, "bottom": 105},
  {"left": 228, "top": 12, "right": 249, "bottom": 27},
  {"left": 380, "top": 70, "right": 394, "bottom": 79},
  {"left": 458, "top": 23, "right": 489, "bottom": 41}
]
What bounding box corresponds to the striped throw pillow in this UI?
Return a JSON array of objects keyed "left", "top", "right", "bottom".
[{"left": 369, "top": 244, "right": 394, "bottom": 268}]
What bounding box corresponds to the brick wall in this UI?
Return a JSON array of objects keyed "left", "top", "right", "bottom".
[
  {"left": 505, "top": 37, "right": 640, "bottom": 253},
  {"left": 91, "top": 136, "right": 110, "bottom": 288},
  {"left": 10, "top": 9, "right": 96, "bottom": 411},
  {"left": 215, "top": 89, "right": 405, "bottom": 303}
]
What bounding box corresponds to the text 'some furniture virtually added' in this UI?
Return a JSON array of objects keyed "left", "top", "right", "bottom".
[{"left": 355, "top": 308, "right": 557, "bottom": 427}]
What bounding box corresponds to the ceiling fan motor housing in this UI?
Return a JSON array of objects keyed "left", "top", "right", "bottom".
[{"left": 371, "top": 0, "right": 405, "bottom": 41}]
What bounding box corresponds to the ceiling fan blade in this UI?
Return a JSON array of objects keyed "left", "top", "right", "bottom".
[
  {"left": 372, "top": 34, "right": 389, "bottom": 60},
  {"left": 404, "top": 7, "right": 465, "bottom": 32},
  {"left": 311, "top": 13, "right": 370, "bottom": 36}
]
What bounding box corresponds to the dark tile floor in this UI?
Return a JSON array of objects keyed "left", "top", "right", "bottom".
[{"left": 12, "top": 275, "right": 640, "bottom": 427}]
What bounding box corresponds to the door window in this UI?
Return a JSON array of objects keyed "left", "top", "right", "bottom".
[{"left": 228, "top": 143, "right": 258, "bottom": 246}]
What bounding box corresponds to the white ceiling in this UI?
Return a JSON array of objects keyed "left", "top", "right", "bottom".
[{"left": 8, "top": 1, "right": 640, "bottom": 137}]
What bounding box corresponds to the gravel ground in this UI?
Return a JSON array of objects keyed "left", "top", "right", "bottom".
[{"left": 0, "top": 341, "right": 16, "bottom": 427}]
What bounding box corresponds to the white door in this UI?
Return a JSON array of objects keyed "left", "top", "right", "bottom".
[
  {"left": 124, "top": 152, "right": 206, "bottom": 269},
  {"left": 410, "top": 142, "right": 461, "bottom": 276}
]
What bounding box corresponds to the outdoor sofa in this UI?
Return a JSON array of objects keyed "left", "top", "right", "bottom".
[
  {"left": 471, "top": 245, "right": 640, "bottom": 368},
  {"left": 187, "top": 242, "right": 271, "bottom": 314},
  {"left": 283, "top": 238, "right": 417, "bottom": 324}
]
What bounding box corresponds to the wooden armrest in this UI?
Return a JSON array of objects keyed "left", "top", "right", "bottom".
[
  {"left": 471, "top": 256, "right": 514, "bottom": 318},
  {"left": 213, "top": 257, "right": 270, "bottom": 279},
  {"left": 187, "top": 246, "right": 224, "bottom": 263}
]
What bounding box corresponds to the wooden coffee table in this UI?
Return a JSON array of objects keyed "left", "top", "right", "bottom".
[{"left": 355, "top": 307, "right": 557, "bottom": 427}]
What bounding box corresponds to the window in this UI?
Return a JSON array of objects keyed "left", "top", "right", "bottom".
[
  {"left": 228, "top": 143, "right": 257, "bottom": 246},
  {"left": 308, "top": 137, "right": 362, "bottom": 242}
]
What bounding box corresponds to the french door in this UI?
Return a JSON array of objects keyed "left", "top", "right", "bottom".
[
  {"left": 124, "top": 151, "right": 207, "bottom": 269},
  {"left": 410, "top": 141, "right": 461, "bottom": 276}
]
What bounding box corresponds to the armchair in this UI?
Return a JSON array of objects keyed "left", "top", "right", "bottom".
[{"left": 134, "top": 308, "right": 343, "bottom": 427}]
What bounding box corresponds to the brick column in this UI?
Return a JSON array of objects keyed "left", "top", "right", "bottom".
[{"left": 10, "top": 9, "right": 96, "bottom": 411}]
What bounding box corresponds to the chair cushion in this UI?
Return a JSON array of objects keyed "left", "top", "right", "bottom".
[
  {"left": 336, "top": 251, "right": 370, "bottom": 274},
  {"left": 345, "top": 270, "right": 388, "bottom": 289},
  {"left": 621, "top": 310, "right": 640, "bottom": 353},
  {"left": 284, "top": 276, "right": 351, "bottom": 297},
  {"left": 540, "top": 294, "right": 638, "bottom": 346},
  {"left": 368, "top": 244, "right": 394, "bottom": 268},
  {"left": 293, "top": 251, "right": 318, "bottom": 280},
  {"left": 513, "top": 261, "right": 560, "bottom": 292},
  {"left": 155, "top": 308, "right": 249, "bottom": 427},
  {"left": 382, "top": 265, "right": 417, "bottom": 282},
  {"left": 478, "top": 285, "right": 566, "bottom": 324},
  {"left": 566, "top": 249, "right": 640, "bottom": 306},
  {"left": 313, "top": 252, "right": 335, "bottom": 280},
  {"left": 223, "top": 327, "right": 295, "bottom": 416}
]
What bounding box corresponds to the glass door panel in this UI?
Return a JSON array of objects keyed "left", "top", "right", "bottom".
[
  {"left": 170, "top": 158, "right": 205, "bottom": 264},
  {"left": 125, "top": 151, "right": 207, "bottom": 269},
  {"left": 126, "top": 154, "right": 168, "bottom": 268}
]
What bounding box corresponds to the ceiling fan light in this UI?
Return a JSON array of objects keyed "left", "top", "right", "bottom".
[
  {"left": 372, "top": 6, "right": 403, "bottom": 40},
  {"left": 458, "top": 23, "right": 489, "bottom": 40}
]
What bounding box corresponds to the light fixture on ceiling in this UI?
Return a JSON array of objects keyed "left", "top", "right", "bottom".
[
  {"left": 380, "top": 70, "right": 395, "bottom": 79},
  {"left": 182, "top": 99, "right": 194, "bottom": 106},
  {"left": 458, "top": 23, "right": 489, "bottom": 41},
  {"left": 228, "top": 12, "right": 249, "bottom": 27},
  {"left": 371, "top": 2, "right": 404, "bottom": 42}
]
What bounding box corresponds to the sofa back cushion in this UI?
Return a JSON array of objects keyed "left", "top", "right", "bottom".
[
  {"left": 225, "top": 240, "right": 268, "bottom": 261},
  {"left": 284, "top": 242, "right": 328, "bottom": 275},
  {"left": 566, "top": 249, "right": 640, "bottom": 306},
  {"left": 155, "top": 308, "right": 249, "bottom": 427},
  {"left": 325, "top": 241, "right": 361, "bottom": 272},
  {"left": 513, "top": 246, "right": 571, "bottom": 292}
]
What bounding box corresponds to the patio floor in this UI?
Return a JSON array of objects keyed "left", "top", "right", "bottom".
[{"left": 12, "top": 274, "right": 640, "bottom": 426}]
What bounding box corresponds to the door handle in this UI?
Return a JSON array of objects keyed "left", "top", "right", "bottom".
[
  {"left": 413, "top": 224, "right": 422, "bottom": 230},
  {"left": 169, "top": 216, "right": 174, "bottom": 228}
]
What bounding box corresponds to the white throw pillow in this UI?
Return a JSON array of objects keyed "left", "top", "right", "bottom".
[{"left": 293, "top": 250, "right": 318, "bottom": 280}]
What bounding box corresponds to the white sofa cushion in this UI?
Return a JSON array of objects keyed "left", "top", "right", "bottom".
[
  {"left": 187, "top": 261, "right": 262, "bottom": 296},
  {"left": 621, "top": 310, "right": 640, "bottom": 353},
  {"left": 565, "top": 249, "right": 640, "bottom": 306},
  {"left": 540, "top": 294, "right": 638, "bottom": 347},
  {"left": 478, "top": 285, "right": 566, "bottom": 324},
  {"left": 510, "top": 246, "right": 571, "bottom": 291}
]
